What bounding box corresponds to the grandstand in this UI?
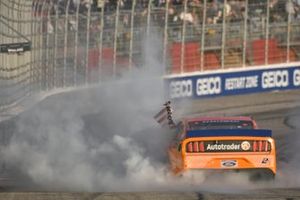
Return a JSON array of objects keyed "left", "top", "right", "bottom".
[
  {"left": 0, "top": 0, "right": 300, "bottom": 111},
  {"left": 30, "top": 0, "right": 300, "bottom": 74}
]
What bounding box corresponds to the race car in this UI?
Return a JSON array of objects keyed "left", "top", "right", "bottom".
[{"left": 167, "top": 116, "right": 276, "bottom": 181}]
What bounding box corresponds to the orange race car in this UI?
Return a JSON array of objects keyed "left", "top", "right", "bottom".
[{"left": 167, "top": 116, "right": 276, "bottom": 181}]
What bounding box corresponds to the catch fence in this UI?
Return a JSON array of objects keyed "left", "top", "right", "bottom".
[{"left": 0, "top": 0, "right": 300, "bottom": 114}]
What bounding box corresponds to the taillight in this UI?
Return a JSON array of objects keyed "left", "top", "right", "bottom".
[
  {"left": 187, "top": 142, "right": 193, "bottom": 152},
  {"left": 200, "top": 141, "right": 204, "bottom": 152},
  {"left": 253, "top": 140, "right": 271, "bottom": 152},
  {"left": 193, "top": 141, "right": 199, "bottom": 152},
  {"left": 186, "top": 142, "right": 204, "bottom": 153},
  {"left": 259, "top": 140, "right": 263, "bottom": 151},
  {"left": 264, "top": 141, "right": 269, "bottom": 151},
  {"left": 253, "top": 141, "right": 257, "bottom": 152}
]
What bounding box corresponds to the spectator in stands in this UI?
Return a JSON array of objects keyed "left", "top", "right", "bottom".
[
  {"left": 168, "top": 6, "right": 177, "bottom": 22},
  {"left": 189, "top": 0, "right": 202, "bottom": 23},
  {"left": 295, "top": 0, "right": 300, "bottom": 19},
  {"left": 172, "top": 0, "right": 183, "bottom": 6},
  {"left": 179, "top": 10, "right": 194, "bottom": 24},
  {"left": 206, "top": 0, "right": 221, "bottom": 24},
  {"left": 79, "top": 0, "right": 92, "bottom": 13},
  {"left": 285, "top": 0, "right": 296, "bottom": 18},
  {"left": 228, "top": 0, "right": 244, "bottom": 22},
  {"left": 47, "top": 20, "right": 54, "bottom": 34},
  {"left": 269, "top": 0, "right": 283, "bottom": 22},
  {"left": 154, "top": 0, "right": 167, "bottom": 7},
  {"left": 224, "top": 1, "right": 232, "bottom": 17},
  {"left": 269, "top": 0, "right": 279, "bottom": 9},
  {"left": 131, "top": 0, "right": 147, "bottom": 10},
  {"left": 95, "top": 0, "right": 105, "bottom": 11},
  {"left": 117, "top": 0, "right": 132, "bottom": 10},
  {"left": 166, "top": 4, "right": 181, "bottom": 41}
]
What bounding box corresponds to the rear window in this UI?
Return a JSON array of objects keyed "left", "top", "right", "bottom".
[{"left": 188, "top": 120, "right": 254, "bottom": 130}]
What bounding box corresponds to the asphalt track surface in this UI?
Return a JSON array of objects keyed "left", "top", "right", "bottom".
[{"left": 0, "top": 89, "right": 300, "bottom": 199}]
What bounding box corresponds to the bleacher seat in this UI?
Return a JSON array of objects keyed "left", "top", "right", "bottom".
[
  {"left": 86, "top": 48, "right": 114, "bottom": 77},
  {"left": 249, "top": 39, "right": 293, "bottom": 65},
  {"left": 279, "top": 48, "right": 297, "bottom": 62},
  {"left": 204, "top": 52, "right": 220, "bottom": 70},
  {"left": 170, "top": 42, "right": 220, "bottom": 73},
  {"left": 224, "top": 50, "right": 243, "bottom": 68}
]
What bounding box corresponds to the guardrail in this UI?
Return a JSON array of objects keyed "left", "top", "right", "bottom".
[{"left": 0, "top": 0, "right": 300, "bottom": 113}]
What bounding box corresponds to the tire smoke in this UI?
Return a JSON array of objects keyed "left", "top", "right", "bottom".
[
  {"left": 2, "top": 31, "right": 263, "bottom": 193},
  {"left": 274, "top": 110, "right": 300, "bottom": 187}
]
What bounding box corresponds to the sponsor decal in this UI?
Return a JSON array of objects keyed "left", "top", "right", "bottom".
[
  {"left": 221, "top": 160, "right": 237, "bottom": 167},
  {"left": 262, "top": 70, "right": 289, "bottom": 89},
  {"left": 196, "top": 77, "right": 221, "bottom": 96},
  {"left": 202, "top": 140, "right": 255, "bottom": 152},
  {"left": 169, "top": 80, "right": 193, "bottom": 98},
  {"left": 0, "top": 42, "right": 31, "bottom": 54},
  {"left": 262, "top": 158, "right": 270, "bottom": 164},
  {"left": 225, "top": 76, "right": 258, "bottom": 90},
  {"left": 166, "top": 66, "right": 300, "bottom": 100},
  {"left": 241, "top": 141, "right": 251, "bottom": 151},
  {"left": 206, "top": 143, "right": 240, "bottom": 151},
  {"left": 293, "top": 69, "right": 300, "bottom": 86}
]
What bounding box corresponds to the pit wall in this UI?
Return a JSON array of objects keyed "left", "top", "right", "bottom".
[{"left": 166, "top": 62, "right": 300, "bottom": 100}]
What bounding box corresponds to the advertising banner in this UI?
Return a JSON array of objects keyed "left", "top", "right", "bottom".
[{"left": 166, "top": 66, "right": 300, "bottom": 99}]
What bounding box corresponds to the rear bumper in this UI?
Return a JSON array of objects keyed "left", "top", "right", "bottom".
[
  {"left": 181, "top": 168, "right": 275, "bottom": 182},
  {"left": 183, "top": 153, "right": 276, "bottom": 174}
]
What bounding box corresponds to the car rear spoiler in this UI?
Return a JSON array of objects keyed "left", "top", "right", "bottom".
[{"left": 186, "top": 129, "right": 272, "bottom": 138}]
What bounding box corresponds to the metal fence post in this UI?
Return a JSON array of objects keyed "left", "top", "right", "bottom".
[
  {"left": 0, "top": 1, "right": 2, "bottom": 73},
  {"left": 129, "top": 0, "right": 136, "bottom": 70},
  {"left": 221, "top": 0, "right": 227, "bottom": 69},
  {"left": 200, "top": 0, "right": 207, "bottom": 72},
  {"left": 180, "top": 0, "right": 188, "bottom": 74},
  {"left": 8, "top": 1, "right": 13, "bottom": 42},
  {"left": 85, "top": 2, "right": 91, "bottom": 85},
  {"left": 73, "top": 2, "right": 80, "bottom": 86},
  {"left": 53, "top": 4, "right": 59, "bottom": 88},
  {"left": 265, "top": 0, "right": 270, "bottom": 65},
  {"left": 32, "top": 0, "right": 38, "bottom": 91},
  {"left": 39, "top": 0, "right": 47, "bottom": 91},
  {"left": 242, "top": 0, "right": 248, "bottom": 67},
  {"left": 113, "top": 0, "right": 121, "bottom": 78},
  {"left": 17, "top": 0, "right": 21, "bottom": 42},
  {"left": 12, "top": 0, "right": 16, "bottom": 44},
  {"left": 146, "top": 0, "right": 153, "bottom": 37},
  {"left": 98, "top": 2, "right": 105, "bottom": 82},
  {"left": 163, "top": 0, "right": 169, "bottom": 73},
  {"left": 45, "top": 2, "right": 51, "bottom": 90},
  {"left": 30, "top": 0, "right": 34, "bottom": 95},
  {"left": 0, "top": 0, "right": 2, "bottom": 111},
  {"left": 16, "top": 0, "right": 21, "bottom": 90},
  {"left": 63, "top": 0, "right": 71, "bottom": 87},
  {"left": 287, "top": 4, "right": 291, "bottom": 63}
]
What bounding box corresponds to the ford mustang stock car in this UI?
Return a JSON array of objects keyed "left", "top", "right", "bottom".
[{"left": 166, "top": 116, "right": 276, "bottom": 181}]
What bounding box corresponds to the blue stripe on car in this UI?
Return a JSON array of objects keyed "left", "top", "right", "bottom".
[{"left": 186, "top": 129, "right": 272, "bottom": 138}]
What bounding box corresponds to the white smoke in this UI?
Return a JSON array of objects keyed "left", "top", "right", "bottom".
[
  {"left": 273, "top": 112, "right": 300, "bottom": 187},
  {"left": 2, "top": 31, "right": 172, "bottom": 192},
  {"left": 2, "top": 31, "right": 270, "bottom": 193}
]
